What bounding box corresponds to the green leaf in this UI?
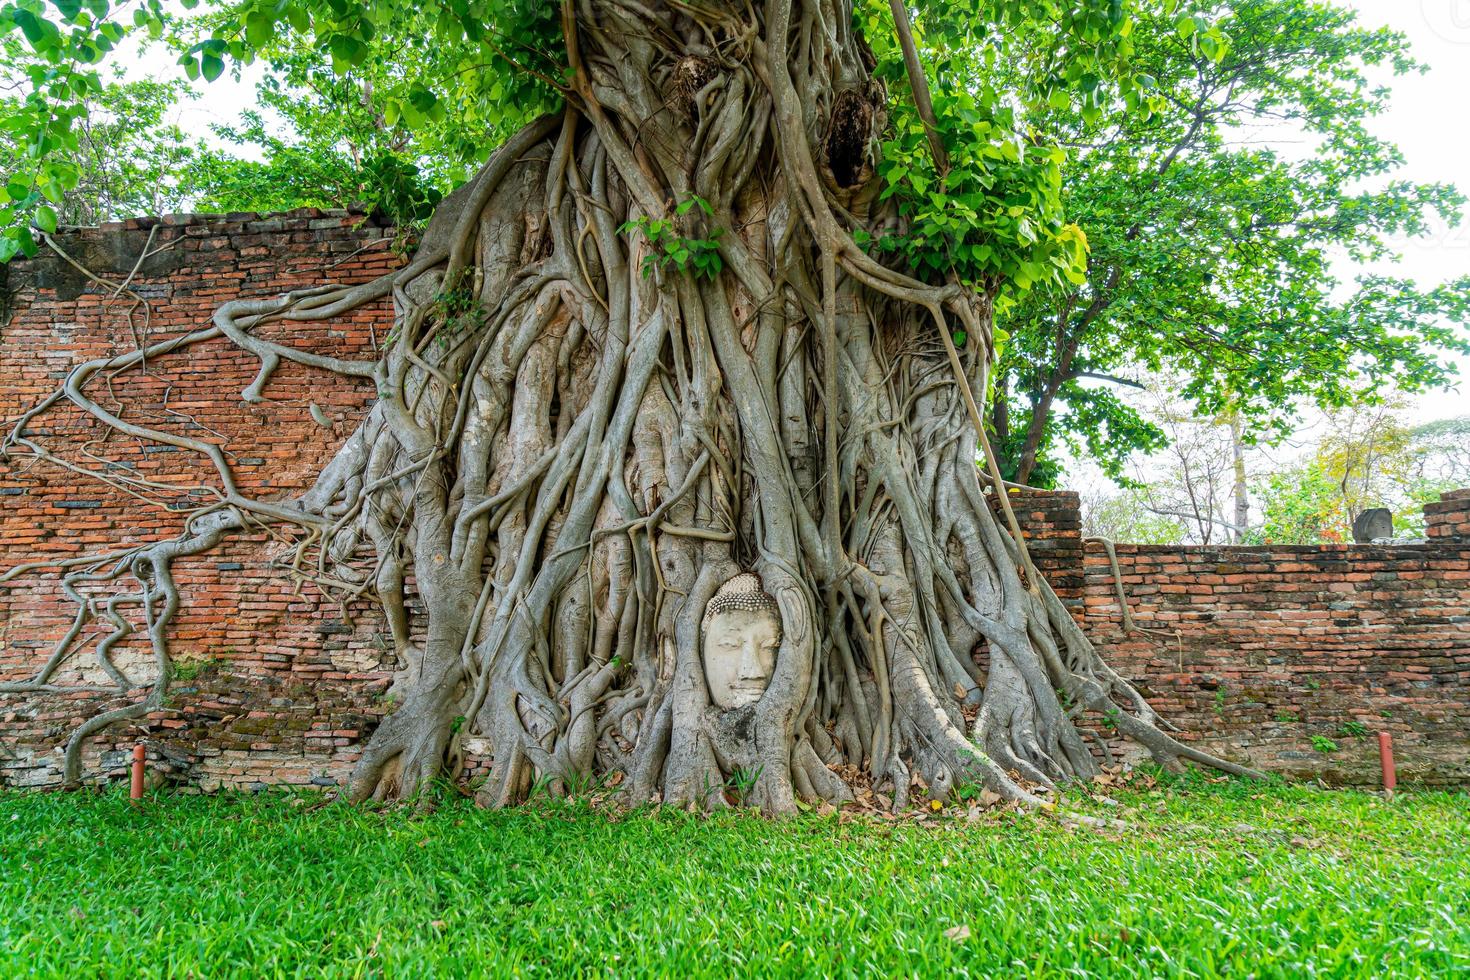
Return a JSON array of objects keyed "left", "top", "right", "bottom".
[
  {"left": 34, "top": 205, "right": 57, "bottom": 234},
  {"left": 244, "top": 12, "right": 275, "bottom": 48},
  {"left": 12, "top": 10, "right": 56, "bottom": 51}
]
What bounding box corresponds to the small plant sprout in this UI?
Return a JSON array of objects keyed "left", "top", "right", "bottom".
[
  {"left": 619, "top": 196, "right": 724, "bottom": 280},
  {"left": 726, "top": 766, "right": 763, "bottom": 807}
]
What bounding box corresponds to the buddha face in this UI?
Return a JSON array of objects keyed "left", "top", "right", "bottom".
[{"left": 702, "top": 574, "right": 782, "bottom": 710}]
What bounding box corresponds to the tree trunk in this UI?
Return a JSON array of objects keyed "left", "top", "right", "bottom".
[
  {"left": 5, "top": 0, "right": 1257, "bottom": 811},
  {"left": 1230, "top": 412, "right": 1249, "bottom": 543}
]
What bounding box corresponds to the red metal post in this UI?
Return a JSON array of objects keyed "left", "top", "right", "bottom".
[
  {"left": 130, "top": 744, "right": 146, "bottom": 801},
  {"left": 1377, "top": 731, "right": 1396, "bottom": 795}
]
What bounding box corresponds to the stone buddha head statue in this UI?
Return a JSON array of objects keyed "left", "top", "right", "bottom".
[{"left": 702, "top": 573, "right": 782, "bottom": 710}]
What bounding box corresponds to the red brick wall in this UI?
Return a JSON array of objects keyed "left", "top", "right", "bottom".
[
  {"left": 1426, "top": 488, "right": 1470, "bottom": 543},
  {"left": 993, "top": 488, "right": 1084, "bottom": 614},
  {"left": 2, "top": 216, "right": 1468, "bottom": 791},
  {"left": 1082, "top": 542, "right": 1470, "bottom": 786},
  {"left": 1002, "top": 490, "right": 1469, "bottom": 785},
  {"left": 1, "top": 211, "right": 403, "bottom": 790}
]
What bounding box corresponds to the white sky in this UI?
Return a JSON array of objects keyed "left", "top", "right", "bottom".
[{"left": 1339, "top": 0, "right": 1470, "bottom": 422}]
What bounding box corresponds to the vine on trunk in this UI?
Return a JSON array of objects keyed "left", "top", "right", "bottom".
[{"left": 1, "top": 0, "right": 1259, "bottom": 812}]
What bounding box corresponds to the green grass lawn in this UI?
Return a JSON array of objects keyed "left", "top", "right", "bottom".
[{"left": 1, "top": 773, "right": 1465, "bottom": 978}]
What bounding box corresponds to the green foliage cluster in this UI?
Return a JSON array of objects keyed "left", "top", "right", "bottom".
[
  {"left": 168, "top": 656, "right": 219, "bottom": 681},
  {"left": 859, "top": 0, "right": 1184, "bottom": 304},
  {"left": 0, "top": 0, "right": 172, "bottom": 257},
  {"left": 991, "top": 0, "right": 1470, "bottom": 485},
  {"left": 0, "top": 35, "right": 198, "bottom": 231},
  {"left": 619, "top": 196, "right": 725, "bottom": 282},
  {"left": 427, "top": 285, "right": 487, "bottom": 348},
  {"left": 176, "top": 0, "right": 561, "bottom": 146},
  {"left": 2, "top": 777, "right": 1465, "bottom": 975},
  {"left": 1250, "top": 462, "right": 1345, "bottom": 545},
  {"left": 187, "top": 115, "right": 442, "bottom": 226},
  {"left": 0, "top": 0, "right": 562, "bottom": 248}
]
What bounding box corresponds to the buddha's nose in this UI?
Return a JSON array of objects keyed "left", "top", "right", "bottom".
[{"left": 738, "top": 642, "right": 766, "bottom": 678}]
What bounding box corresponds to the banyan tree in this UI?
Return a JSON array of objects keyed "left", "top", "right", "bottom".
[{"left": 2, "top": 0, "right": 1256, "bottom": 812}]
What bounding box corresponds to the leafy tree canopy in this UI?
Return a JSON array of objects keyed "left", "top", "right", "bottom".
[
  {"left": 1, "top": 0, "right": 1207, "bottom": 291},
  {"left": 0, "top": 32, "right": 198, "bottom": 228},
  {"left": 8, "top": 0, "right": 1460, "bottom": 492},
  {"left": 990, "top": 0, "right": 1470, "bottom": 487}
]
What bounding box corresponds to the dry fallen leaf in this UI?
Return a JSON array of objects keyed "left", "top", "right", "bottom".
[{"left": 944, "top": 925, "right": 971, "bottom": 943}]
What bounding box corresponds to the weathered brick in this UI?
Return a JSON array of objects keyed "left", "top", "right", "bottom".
[{"left": 2, "top": 215, "right": 1467, "bottom": 793}]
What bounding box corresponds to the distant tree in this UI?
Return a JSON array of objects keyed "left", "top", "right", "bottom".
[
  {"left": 1408, "top": 416, "right": 1470, "bottom": 489},
  {"left": 0, "top": 38, "right": 197, "bottom": 228},
  {"left": 1246, "top": 404, "right": 1470, "bottom": 543},
  {"left": 0, "top": 27, "right": 452, "bottom": 238},
  {"left": 187, "top": 120, "right": 442, "bottom": 227},
  {"left": 1247, "top": 463, "right": 1344, "bottom": 544},
  {"left": 992, "top": 0, "right": 1470, "bottom": 486},
  {"left": 1314, "top": 399, "right": 1418, "bottom": 528},
  {"left": 1081, "top": 487, "right": 1187, "bottom": 544},
  {"left": 1125, "top": 382, "right": 1243, "bottom": 544},
  {"left": 178, "top": 34, "right": 453, "bottom": 224}
]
